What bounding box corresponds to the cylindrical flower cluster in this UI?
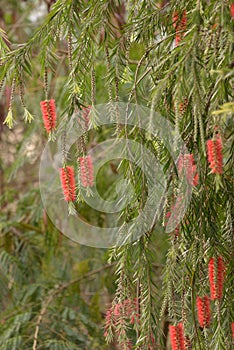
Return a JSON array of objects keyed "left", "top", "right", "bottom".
[
  {"left": 208, "top": 256, "right": 225, "bottom": 300},
  {"left": 40, "top": 99, "right": 57, "bottom": 133},
  {"left": 79, "top": 155, "right": 94, "bottom": 187},
  {"left": 196, "top": 296, "right": 211, "bottom": 328},
  {"left": 206, "top": 133, "right": 223, "bottom": 174},
  {"left": 169, "top": 323, "right": 186, "bottom": 350},
  {"left": 173, "top": 10, "right": 187, "bottom": 46},
  {"left": 60, "top": 166, "right": 76, "bottom": 202}
]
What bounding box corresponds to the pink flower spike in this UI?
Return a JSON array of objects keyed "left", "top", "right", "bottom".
[{"left": 78, "top": 155, "right": 94, "bottom": 188}]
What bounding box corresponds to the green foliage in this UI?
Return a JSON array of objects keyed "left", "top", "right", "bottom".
[{"left": 0, "top": 0, "right": 233, "bottom": 349}]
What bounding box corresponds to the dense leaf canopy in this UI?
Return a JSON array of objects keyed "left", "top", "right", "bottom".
[{"left": 0, "top": 1, "right": 233, "bottom": 349}]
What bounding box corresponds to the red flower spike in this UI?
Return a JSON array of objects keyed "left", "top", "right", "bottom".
[
  {"left": 196, "top": 297, "right": 203, "bottom": 325},
  {"left": 208, "top": 257, "right": 216, "bottom": 300},
  {"left": 196, "top": 296, "right": 211, "bottom": 328},
  {"left": 177, "top": 323, "right": 186, "bottom": 350},
  {"left": 207, "top": 140, "right": 214, "bottom": 164},
  {"left": 40, "top": 99, "right": 57, "bottom": 133},
  {"left": 208, "top": 256, "right": 225, "bottom": 300},
  {"left": 169, "top": 325, "right": 178, "bottom": 350},
  {"left": 60, "top": 166, "right": 76, "bottom": 202},
  {"left": 169, "top": 323, "right": 186, "bottom": 350},
  {"left": 173, "top": 10, "right": 187, "bottom": 46},
  {"left": 203, "top": 296, "right": 211, "bottom": 327},
  {"left": 217, "top": 256, "right": 225, "bottom": 299},
  {"left": 206, "top": 134, "right": 223, "bottom": 174},
  {"left": 215, "top": 136, "right": 223, "bottom": 174}
]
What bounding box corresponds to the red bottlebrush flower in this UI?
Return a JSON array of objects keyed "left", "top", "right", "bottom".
[
  {"left": 208, "top": 256, "right": 225, "bottom": 300},
  {"left": 217, "top": 256, "right": 225, "bottom": 299},
  {"left": 206, "top": 133, "right": 223, "bottom": 174},
  {"left": 177, "top": 323, "right": 186, "bottom": 350},
  {"left": 208, "top": 257, "right": 216, "bottom": 300},
  {"left": 60, "top": 166, "right": 76, "bottom": 202},
  {"left": 215, "top": 136, "right": 223, "bottom": 173},
  {"left": 40, "top": 99, "right": 57, "bottom": 133},
  {"left": 169, "top": 325, "right": 178, "bottom": 350},
  {"left": 230, "top": 4, "right": 234, "bottom": 19},
  {"left": 207, "top": 140, "right": 214, "bottom": 162},
  {"left": 202, "top": 296, "right": 211, "bottom": 328},
  {"left": 79, "top": 155, "right": 94, "bottom": 187},
  {"left": 196, "top": 296, "right": 211, "bottom": 328},
  {"left": 173, "top": 10, "right": 187, "bottom": 46},
  {"left": 178, "top": 153, "right": 199, "bottom": 186},
  {"left": 169, "top": 323, "right": 186, "bottom": 350}
]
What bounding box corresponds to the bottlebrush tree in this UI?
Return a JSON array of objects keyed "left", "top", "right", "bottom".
[{"left": 0, "top": 1, "right": 233, "bottom": 350}]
